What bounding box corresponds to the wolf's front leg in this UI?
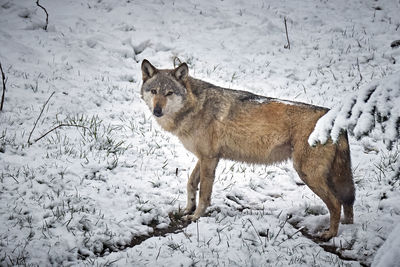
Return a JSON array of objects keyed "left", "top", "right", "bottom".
[
  {"left": 186, "top": 157, "right": 219, "bottom": 221},
  {"left": 184, "top": 161, "right": 200, "bottom": 215}
]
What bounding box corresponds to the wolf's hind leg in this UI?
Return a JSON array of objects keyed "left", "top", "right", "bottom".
[
  {"left": 342, "top": 204, "right": 354, "bottom": 224},
  {"left": 186, "top": 157, "right": 219, "bottom": 221},
  {"left": 319, "top": 193, "right": 341, "bottom": 240},
  {"left": 297, "top": 171, "right": 342, "bottom": 240},
  {"left": 184, "top": 161, "right": 200, "bottom": 215},
  {"left": 293, "top": 150, "right": 341, "bottom": 241}
]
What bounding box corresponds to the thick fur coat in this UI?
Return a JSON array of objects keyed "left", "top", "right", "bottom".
[{"left": 140, "top": 59, "right": 355, "bottom": 240}]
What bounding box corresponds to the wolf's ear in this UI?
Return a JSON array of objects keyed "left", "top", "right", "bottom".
[
  {"left": 142, "top": 59, "right": 157, "bottom": 81},
  {"left": 174, "top": 63, "right": 189, "bottom": 81}
]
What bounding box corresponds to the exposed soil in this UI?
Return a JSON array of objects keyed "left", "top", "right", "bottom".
[
  {"left": 83, "top": 208, "right": 369, "bottom": 266},
  {"left": 77, "top": 212, "right": 191, "bottom": 259},
  {"left": 288, "top": 221, "right": 369, "bottom": 267},
  {"left": 126, "top": 213, "right": 191, "bottom": 249}
]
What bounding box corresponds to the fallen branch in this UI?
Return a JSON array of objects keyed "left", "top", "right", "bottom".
[
  {"left": 33, "top": 123, "right": 92, "bottom": 143},
  {"left": 36, "top": 0, "right": 49, "bottom": 31},
  {"left": 0, "top": 62, "right": 6, "bottom": 111},
  {"left": 284, "top": 17, "right": 290, "bottom": 49},
  {"left": 28, "top": 91, "right": 55, "bottom": 144}
]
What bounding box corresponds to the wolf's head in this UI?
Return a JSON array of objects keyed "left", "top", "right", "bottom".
[{"left": 140, "top": 59, "right": 188, "bottom": 121}]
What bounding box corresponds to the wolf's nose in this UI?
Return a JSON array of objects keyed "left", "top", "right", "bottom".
[{"left": 153, "top": 106, "right": 163, "bottom": 117}]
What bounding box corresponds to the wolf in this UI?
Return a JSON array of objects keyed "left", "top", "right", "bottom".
[{"left": 140, "top": 59, "right": 355, "bottom": 240}]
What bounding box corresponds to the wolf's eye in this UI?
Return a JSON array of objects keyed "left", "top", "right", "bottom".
[
  {"left": 151, "top": 89, "right": 157, "bottom": 95},
  {"left": 165, "top": 91, "right": 173, "bottom": 96}
]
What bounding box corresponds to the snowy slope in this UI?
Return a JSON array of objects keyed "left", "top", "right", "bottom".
[{"left": 0, "top": 0, "right": 399, "bottom": 266}]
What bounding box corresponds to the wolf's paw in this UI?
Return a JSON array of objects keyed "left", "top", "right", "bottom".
[
  {"left": 320, "top": 230, "right": 336, "bottom": 241},
  {"left": 183, "top": 214, "right": 200, "bottom": 222},
  {"left": 183, "top": 206, "right": 196, "bottom": 216},
  {"left": 341, "top": 217, "right": 354, "bottom": 224}
]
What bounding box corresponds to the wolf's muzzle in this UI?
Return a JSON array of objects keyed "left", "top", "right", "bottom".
[{"left": 153, "top": 105, "right": 163, "bottom": 117}]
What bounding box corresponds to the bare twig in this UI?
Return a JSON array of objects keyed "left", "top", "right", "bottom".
[
  {"left": 0, "top": 62, "right": 6, "bottom": 111},
  {"left": 173, "top": 56, "right": 182, "bottom": 68},
  {"left": 284, "top": 17, "right": 290, "bottom": 49},
  {"left": 33, "top": 123, "right": 93, "bottom": 143},
  {"left": 36, "top": 0, "right": 49, "bottom": 31},
  {"left": 28, "top": 91, "right": 55, "bottom": 144}
]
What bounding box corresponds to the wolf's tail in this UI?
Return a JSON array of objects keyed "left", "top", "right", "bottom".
[{"left": 329, "top": 132, "right": 355, "bottom": 206}]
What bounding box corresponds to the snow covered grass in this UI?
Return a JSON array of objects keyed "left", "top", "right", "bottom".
[{"left": 1, "top": 0, "right": 399, "bottom": 266}]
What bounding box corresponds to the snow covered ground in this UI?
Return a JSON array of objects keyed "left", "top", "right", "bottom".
[{"left": 0, "top": 0, "right": 399, "bottom": 266}]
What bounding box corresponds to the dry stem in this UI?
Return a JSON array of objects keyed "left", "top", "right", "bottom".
[
  {"left": 33, "top": 123, "right": 92, "bottom": 143},
  {"left": 28, "top": 92, "right": 55, "bottom": 144},
  {"left": 284, "top": 17, "right": 291, "bottom": 49},
  {"left": 0, "top": 62, "right": 6, "bottom": 111}
]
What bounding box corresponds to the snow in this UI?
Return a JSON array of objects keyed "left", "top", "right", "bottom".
[
  {"left": 372, "top": 223, "right": 400, "bottom": 267},
  {"left": 309, "top": 71, "right": 400, "bottom": 149},
  {"left": 0, "top": 0, "right": 400, "bottom": 266}
]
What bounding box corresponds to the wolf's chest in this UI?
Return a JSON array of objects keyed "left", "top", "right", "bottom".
[{"left": 178, "top": 135, "right": 198, "bottom": 155}]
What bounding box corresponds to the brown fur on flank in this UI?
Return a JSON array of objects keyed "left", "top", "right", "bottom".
[{"left": 140, "top": 59, "right": 355, "bottom": 240}]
